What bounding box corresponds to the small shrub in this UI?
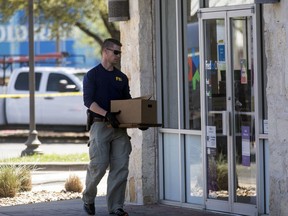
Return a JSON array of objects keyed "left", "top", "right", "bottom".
[
  {"left": 65, "top": 174, "right": 83, "bottom": 193},
  {"left": 17, "top": 166, "right": 32, "bottom": 192},
  {"left": 0, "top": 164, "right": 33, "bottom": 197},
  {"left": 217, "top": 164, "right": 228, "bottom": 190},
  {"left": 0, "top": 166, "right": 20, "bottom": 197}
]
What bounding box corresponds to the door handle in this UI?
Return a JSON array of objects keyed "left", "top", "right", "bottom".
[
  {"left": 222, "top": 111, "right": 231, "bottom": 136},
  {"left": 222, "top": 111, "right": 227, "bottom": 135},
  {"left": 44, "top": 97, "right": 54, "bottom": 100},
  {"left": 228, "top": 111, "right": 232, "bottom": 136}
]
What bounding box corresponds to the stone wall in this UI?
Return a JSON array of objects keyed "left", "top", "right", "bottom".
[
  {"left": 119, "top": 0, "right": 158, "bottom": 204},
  {"left": 263, "top": 1, "right": 288, "bottom": 215},
  {"left": 116, "top": 0, "right": 288, "bottom": 213}
]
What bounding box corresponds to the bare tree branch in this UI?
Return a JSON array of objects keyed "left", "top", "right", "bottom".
[{"left": 75, "top": 21, "right": 104, "bottom": 46}]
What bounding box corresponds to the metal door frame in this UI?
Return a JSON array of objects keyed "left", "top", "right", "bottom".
[{"left": 199, "top": 4, "right": 264, "bottom": 216}]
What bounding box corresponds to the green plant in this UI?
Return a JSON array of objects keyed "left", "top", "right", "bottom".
[
  {"left": 208, "top": 152, "right": 228, "bottom": 191},
  {"left": 0, "top": 165, "right": 20, "bottom": 197},
  {"left": 65, "top": 174, "right": 83, "bottom": 193},
  {"left": 17, "top": 166, "right": 32, "bottom": 192},
  {"left": 216, "top": 163, "right": 228, "bottom": 190},
  {"left": 0, "top": 164, "right": 33, "bottom": 197},
  {"left": 0, "top": 153, "right": 89, "bottom": 163},
  {"left": 215, "top": 152, "right": 228, "bottom": 190},
  {"left": 208, "top": 152, "right": 239, "bottom": 192}
]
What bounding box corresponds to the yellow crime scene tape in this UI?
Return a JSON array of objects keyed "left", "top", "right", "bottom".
[{"left": 0, "top": 92, "right": 83, "bottom": 98}]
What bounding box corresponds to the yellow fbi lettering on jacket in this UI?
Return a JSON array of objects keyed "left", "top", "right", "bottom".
[{"left": 115, "top": 76, "right": 122, "bottom": 81}]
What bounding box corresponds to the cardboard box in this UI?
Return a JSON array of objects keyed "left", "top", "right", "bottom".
[{"left": 111, "top": 97, "right": 159, "bottom": 128}]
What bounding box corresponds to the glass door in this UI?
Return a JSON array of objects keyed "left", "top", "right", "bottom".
[{"left": 200, "top": 7, "right": 259, "bottom": 216}]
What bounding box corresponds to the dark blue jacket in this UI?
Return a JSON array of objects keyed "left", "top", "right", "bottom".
[{"left": 83, "top": 64, "right": 131, "bottom": 115}]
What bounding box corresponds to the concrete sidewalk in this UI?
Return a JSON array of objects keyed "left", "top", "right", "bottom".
[
  {"left": 0, "top": 196, "right": 225, "bottom": 216},
  {"left": 0, "top": 141, "right": 228, "bottom": 216}
]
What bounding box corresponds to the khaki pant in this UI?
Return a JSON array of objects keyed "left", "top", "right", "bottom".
[{"left": 82, "top": 122, "right": 131, "bottom": 213}]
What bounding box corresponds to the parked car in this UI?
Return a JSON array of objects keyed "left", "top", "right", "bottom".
[{"left": 0, "top": 66, "right": 89, "bottom": 131}]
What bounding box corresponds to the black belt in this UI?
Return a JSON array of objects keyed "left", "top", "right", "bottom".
[{"left": 93, "top": 117, "right": 107, "bottom": 122}]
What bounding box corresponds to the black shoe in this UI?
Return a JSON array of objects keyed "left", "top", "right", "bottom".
[
  {"left": 83, "top": 203, "right": 95, "bottom": 215},
  {"left": 110, "top": 208, "right": 129, "bottom": 216}
]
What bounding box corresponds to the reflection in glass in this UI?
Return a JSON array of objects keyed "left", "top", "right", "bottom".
[
  {"left": 203, "top": 16, "right": 257, "bottom": 204},
  {"left": 185, "top": 135, "right": 203, "bottom": 204},
  {"left": 163, "top": 134, "right": 181, "bottom": 201},
  {"left": 205, "top": 0, "right": 254, "bottom": 7},
  {"left": 186, "top": 0, "right": 201, "bottom": 130},
  {"left": 161, "top": 0, "right": 178, "bottom": 128},
  {"left": 231, "top": 17, "right": 256, "bottom": 205},
  {"left": 204, "top": 19, "right": 229, "bottom": 201}
]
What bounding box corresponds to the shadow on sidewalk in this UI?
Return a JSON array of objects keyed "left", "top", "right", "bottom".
[{"left": 0, "top": 196, "right": 226, "bottom": 216}]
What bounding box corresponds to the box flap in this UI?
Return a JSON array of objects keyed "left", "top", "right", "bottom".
[
  {"left": 133, "top": 94, "right": 153, "bottom": 100},
  {"left": 108, "top": 123, "right": 162, "bottom": 128}
]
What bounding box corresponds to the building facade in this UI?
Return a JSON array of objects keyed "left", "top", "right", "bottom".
[
  {"left": 119, "top": 0, "right": 286, "bottom": 215},
  {"left": 0, "top": 10, "right": 99, "bottom": 70}
]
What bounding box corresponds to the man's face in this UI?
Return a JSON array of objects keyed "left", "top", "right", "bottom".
[{"left": 104, "top": 44, "right": 121, "bottom": 65}]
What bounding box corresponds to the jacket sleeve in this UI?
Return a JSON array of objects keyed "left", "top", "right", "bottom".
[
  {"left": 123, "top": 76, "right": 132, "bottom": 99},
  {"left": 83, "top": 70, "right": 95, "bottom": 108}
]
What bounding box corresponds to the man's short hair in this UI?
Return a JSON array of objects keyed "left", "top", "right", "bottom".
[{"left": 102, "top": 38, "right": 122, "bottom": 52}]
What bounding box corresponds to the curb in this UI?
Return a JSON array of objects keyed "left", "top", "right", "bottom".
[
  {"left": 0, "top": 130, "right": 89, "bottom": 144},
  {"left": 0, "top": 162, "right": 88, "bottom": 171},
  {"left": 0, "top": 137, "right": 89, "bottom": 144}
]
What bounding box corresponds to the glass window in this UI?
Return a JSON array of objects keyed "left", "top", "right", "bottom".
[
  {"left": 185, "top": 0, "right": 201, "bottom": 130},
  {"left": 163, "top": 133, "right": 181, "bottom": 201},
  {"left": 204, "top": 0, "right": 254, "bottom": 7},
  {"left": 264, "top": 140, "right": 269, "bottom": 213},
  {"left": 161, "top": 0, "right": 179, "bottom": 129},
  {"left": 185, "top": 135, "right": 203, "bottom": 204},
  {"left": 14, "top": 72, "right": 42, "bottom": 91},
  {"left": 261, "top": 18, "right": 268, "bottom": 133},
  {"left": 47, "top": 73, "right": 77, "bottom": 92},
  {"left": 73, "top": 72, "right": 86, "bottom": 82}
]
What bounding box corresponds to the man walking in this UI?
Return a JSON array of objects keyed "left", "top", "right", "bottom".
[{"left": 82, "top": 38, "right": 131, "bottom": 216}]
